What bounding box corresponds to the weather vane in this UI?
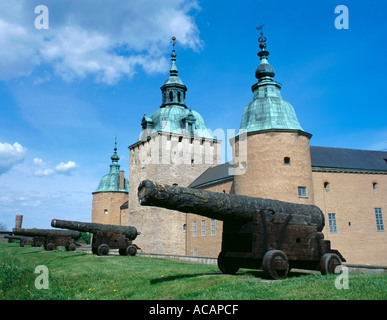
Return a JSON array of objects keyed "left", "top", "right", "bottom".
[{"left": 256, "top": 23, "right": 267, "bottom": 50}]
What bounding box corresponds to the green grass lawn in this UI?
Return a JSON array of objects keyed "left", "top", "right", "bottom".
[{"left": 0, "top": 243, "right": 386, "bottom": 300}]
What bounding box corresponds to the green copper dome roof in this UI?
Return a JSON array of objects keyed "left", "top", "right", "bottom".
[
  {"left": 95, "top": 143, "right": 128, "bottom": 193},
  {"left": 142, "top": 106, "right": 214, "bottom": 139},
  {"left": 239, "top": 29, "right": 303, "bottom": 134},
  {"left": 139, "top": 37, "right": 214, "bottom": 140}
]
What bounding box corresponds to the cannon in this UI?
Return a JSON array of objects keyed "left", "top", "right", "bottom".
[
  {"left": 51, "top": 219, "right": 140, "bottom": 256},
  {"left": 5, "top": 235, "right": 35, "bottom": 247},
  {"left": 138, "top": 179, "right": 346, "bottom": 280},
  {"left": 12, "top": 228, "right": 81, "bottom": 251}
]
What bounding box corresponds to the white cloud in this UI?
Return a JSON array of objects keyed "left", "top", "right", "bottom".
[
  {"left": 0, "top": 142, "right": 27, "bottom": 175},
  {"left": 0, "top": 0, "right": 202, "bottom": 84},
  {"left": 33, "top": 159, "right": 79, "bottom": 176},
  {"left": 55, "top": 161, "right": 79, "bottom": 174},
  {"left": 33, "top": 157, "right": 47, "bottom": 166},
  {"left": 34, "top": 168, "right": 55, "bottom": 177}
]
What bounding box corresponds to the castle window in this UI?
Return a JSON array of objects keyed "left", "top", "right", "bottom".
[
  {"left": 179, "top": 136, "right": 183, "bottom": 142},
  {"left": 328, "top": 213, "right": 337, "bottom": 233},
  {"left": 201, "top": 220, "right": 206, "bottom": 236},
  {"left": 298, "top": 187, "right": 307, "bottom": 198},
  {"left": 183, "top": 224, "right": 186, "bottom": 232},
  {"left": 324, "top": 182, "right": 330, "bottom": 191},
  {"left": 104, "top": 209, "right": 108, "bottom": 215},
  {"left": 373, "top": 182, "right": 378, "bottom": 191},
  {"left": 193, "top": 221, "right": 197, "bottom": 236},
  {"left": 284, "top": 157, "right": 290, "bottom": 165},
  {"left": 169, "top": 91, "right": 173, "bottom": 102},
  {"left": 375, "top": 208, "right": 384, "bottom": 231},
  {"left": 177, "top": 91, "right": 181, "bottom": 102},
  {"left": 211, "top": 219, "right": 215, "bottom": 236}
]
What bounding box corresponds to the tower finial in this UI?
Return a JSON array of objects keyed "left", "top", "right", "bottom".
[
  {"left": 257, "top": 23, "right": 267, "bottom": 51},
  {"left": 169, "top": 36, "right": 178, "bottom": 76},
  {"left": 254, "top": 23, "right": 275, "bottom": 81},
  {"left": 111, "top": 136, "right": 119, "bottom": 163},
  {"left": 171, "top": 36, "right": 176, "bottom": 49}
]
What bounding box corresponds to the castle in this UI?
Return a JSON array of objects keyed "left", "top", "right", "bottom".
[{"left": 92, "top": 33, "right": 387, "bottom": 266}]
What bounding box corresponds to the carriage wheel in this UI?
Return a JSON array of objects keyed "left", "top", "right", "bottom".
[
  {"left": 97, "top": 244, "right": 109, "bottom": 256},
  {"left": 320, "top": 253, "right": 342, "bottom": 275},
  {"left": 68, "top": 243, "right": 77, "bottom": 251},
  {"left": 217, "top": 252, "right": 239, "bottom": 274},
  {"left": 126, "top": 245, "right": 137, "bottom": 256},
  {"left": 45, "top": 243, "right": 56, "bottom": 251},
  {"left": 262, "top": 250, "right": 289, "bottom": 280}
]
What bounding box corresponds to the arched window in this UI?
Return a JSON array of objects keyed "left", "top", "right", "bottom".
[
  {"left": 373, "top": 182, "right": 378, "bottom": 191},
  {"left": 169, "top": 91, "right": 173, "bottom": 102},
  {"left": 177, "top": 91, "right": 181, "bottom": 102},
  {"left": 324, "top": 181, "right": 330, "bottom": 191}
]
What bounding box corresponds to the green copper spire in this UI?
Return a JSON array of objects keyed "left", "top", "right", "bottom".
[
  {"left": 138, "top": 37, "right": 214, "bottom": 140},
  {"left": 95, "top": 138, "right": 129, "bottom": 193},
  {"left": 238, "top": 25, "right": 303, "bottom": 134},
  {"left": 161, "top": 36, "right": 187, "bottom": 107}
]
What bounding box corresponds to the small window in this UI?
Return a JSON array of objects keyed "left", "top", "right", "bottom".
[
  {"left": 201, "top": 220, "right": 206, "bottom": 236},
  {"left": 193, "top": 248, "right": 197, "bottom": 256},
  {"left": 324, "top": 182, "right": 330, "bottom": 191},
  {"left": 193, "top": 221, "right": 197, "bottom": 236},
  {"left": 373, "top": 182, "right": 378, "bottom": 191},
  {"left": 298, "top": 187, "right": 307, "bottom": 198},
  {"left": 375, "top": 208, "right": 384, "bottom": 231},
  {"left": 169, "top": 91, "right": 173, "bottom": 102},
  {"left": 328, "top": 213, "right": 337, "bottom": 233},
  {"left": 183, "top": 224, "right": 186, "bottom": 232},
  {"left": 177, "top": 91, "right": 181, "bottom": 102},
  {"left": 211, "top": 219, "right": 215, "bottom": 236},
  {"left": 284, "top": 157, "right": 290, "bottom": 165},
  {"left": 178, "top": 136, "right": 183, "bottom": 142},
  {"left": 104, "top": 209, "right": 108, "bottom": 215}
]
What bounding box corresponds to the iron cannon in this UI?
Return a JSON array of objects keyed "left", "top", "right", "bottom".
[
  {"left": 5, "top": 235, "right": 35, "bottom": 247},
  {"left": 138, "top": 179, "right": 346, "bottom": 280},
  {"left": 12, "top": 228, "right": 81, "bottom": 251},
  {"left": 51, "top": 219, "right": 140, "bottom": 256}
]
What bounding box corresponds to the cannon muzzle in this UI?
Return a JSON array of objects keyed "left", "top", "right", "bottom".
[
  {"left": 138, "top": 179, "right": 325, "bottom": 231},
  {"left": 51, "top": 219, "right": 139, "bottom": 240}
]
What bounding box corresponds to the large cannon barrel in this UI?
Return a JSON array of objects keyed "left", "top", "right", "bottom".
[
  {"left": 138, "top": 179, "right": 325, "bottom": 231},
  {"left": 51, "top": 219, "right": 139, "bottom": 240},
  {"left": 13, "top": 228, "right": 81, "bottom": 239}
]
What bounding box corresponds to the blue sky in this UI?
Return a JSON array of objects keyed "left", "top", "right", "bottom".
[{"left": 0, "top": 0, "right": 386, "bottom": 230}]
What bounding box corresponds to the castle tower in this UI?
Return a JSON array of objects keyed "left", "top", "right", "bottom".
[
  {"left": 232, "top": 27, "right": 314, "bottom": 204},
  {"left": 92, "top": 140, "right": 129, "bottom": 225},
  {"left": 128, "top": 37, "right": 221, "bottom": 255}
]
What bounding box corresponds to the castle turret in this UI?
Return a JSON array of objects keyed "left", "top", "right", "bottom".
[
  {"left": 232, "top": 26, "right": 314, "bottom": 204},
  {"left": 92, "top": 139, "right": 129, "bottom": 225}
]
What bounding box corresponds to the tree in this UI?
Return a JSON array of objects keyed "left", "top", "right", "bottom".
[{"left": 0, "top": 222, "right": 8, "bottom": 231}]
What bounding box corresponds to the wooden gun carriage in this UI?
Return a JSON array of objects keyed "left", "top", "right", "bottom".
[
  {"left": 12, "top": 228, "right": 81, "bottom": 251},
  {"left": 51, "top": 219, "right": 140, "bottom": 256},
  {"left": 138, "top": 179, "right": 345, "bottom": 280}
]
